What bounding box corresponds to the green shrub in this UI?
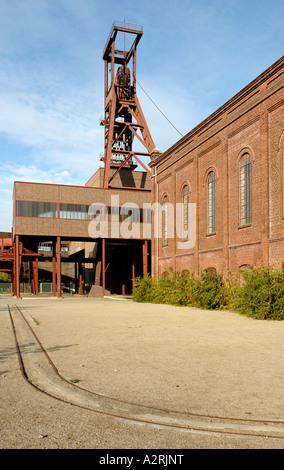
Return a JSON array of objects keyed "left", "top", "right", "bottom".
[
  {"left": 133, "top": 269, "right": 226, "bottom": 309},
  {"left": 233, "top": 265, "right": 284, "bottom": 320},
  {"left": 0, "top": 272, "right": 11, "bottom": 282},
  {"left": 152, "top": 272, "right": 174, "bottom": 304},
  {"left": 132, "top": 275, "right": 154, "bottom": 303},
  {"left": 133, "top": 266, "right": 284, "bottom": 320},
  {"left": 193, "top": 270, "right": 225, "bottom": 310},
  {"left": 221, "top": 269, "right": 239, "bottom": 309},
  {"left": 170, "top": 271, "right": 196, "bottom": 306}
]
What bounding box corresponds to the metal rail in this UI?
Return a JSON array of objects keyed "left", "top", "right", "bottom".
[{"left": 7, "top": 304, "right": 284, "bottom": 440}]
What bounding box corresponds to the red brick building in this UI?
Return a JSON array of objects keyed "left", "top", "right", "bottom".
[
  {"left": 10, "top": 170, "right": 151, "bottom": 298},
  {"left": 150, "top": 56, "right": 284, "bottom": 278},
  {"left": 1, "top": 50, "right": 283, "bottom": 297}
]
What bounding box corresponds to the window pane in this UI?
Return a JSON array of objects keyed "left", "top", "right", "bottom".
[
  {"left": 163, "top": 195, "right": 168, "bottom": 245},
  {"left": 32, "top": 201, "right": 36, "bottom": 217},
  {"left": 208, "top": 172, "right": 216, "bottom": 233},
  {"left": 23, "top": 201, "right": 28, "bottom": 217},
  {"left": 183, "top": 185, "right": 189, "bottom": 240},
  {"left": 240, "top": 154, "right": 252, "bottom": 225}
]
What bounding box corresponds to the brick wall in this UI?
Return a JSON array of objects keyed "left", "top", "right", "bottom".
[
  {"left": 85, "top": 167, "right": 151, "bottom": 190},
  {"left": 13, "top": 181, "right": 151, "bottom": 240},
  {"left": 150, "top": 56, "right": 284, "bottom": 277}
]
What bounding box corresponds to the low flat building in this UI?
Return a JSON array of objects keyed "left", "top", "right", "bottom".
[{"left": 12, "top": 169, "right": 151, "bottom": 297}]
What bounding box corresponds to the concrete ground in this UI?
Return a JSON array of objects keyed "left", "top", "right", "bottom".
[{"left": 0, "top": 293, "right": 284, "bottom": 449}]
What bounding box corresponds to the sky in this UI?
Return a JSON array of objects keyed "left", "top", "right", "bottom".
[{"left": 0, "top": 0, "right": 284, "bottom": 232}]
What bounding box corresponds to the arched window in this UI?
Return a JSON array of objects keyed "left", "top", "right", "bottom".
[
  {"left": 240, "top": 153, "right": 252, "bottom": 225},
  {"left": 182, "top": 185, "right": 189, "bottom": 240},
  {"left": 207, "top": 171, "right": 216, "bottom": 234},
  {"left": 239, "top": 264, "right": 251, "bottom": 286},
  {"left": 162, "top": 195, "right": 169, "bottom": 246},
  {"left": 206, "top": 267, "right": 217, "bottom": 274},
  {"left": 181, "top": 269, "right": 189, "bottom": 276}
]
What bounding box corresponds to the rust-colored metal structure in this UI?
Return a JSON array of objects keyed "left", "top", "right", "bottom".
[
  {"left": 101, "top": 22, "right": 155, "bottom": 188},
  {"left": 1, "top": 22, "right": 153, "bottom": 299},
  {"left": 0, "top": 236, "right": 41, "bottom": 297}
]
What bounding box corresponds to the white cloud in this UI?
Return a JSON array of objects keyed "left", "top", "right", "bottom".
[
  {"left": 0, "top": 62, "right": 104, "bottom": 180},
  {"left": 0, "top": 89, "right": 99, "bottom": 149},
  {"left": 3, "top": 163, "right": 75, "bottom": 186}
]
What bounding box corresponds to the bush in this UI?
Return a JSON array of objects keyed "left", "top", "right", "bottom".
[
  {"left": 233, "top": 265, "right": 284, "bottom": 320},
  {"left": 133, "top": 269, "right": 226, "bottom": 309},
  {"left": 132, "top": 274, "right": 154, "bottom": 303},
  {"left": 193, "top": 270, "right": 225, "bottom": 310},
  {"left": 0, "top": 272, "right": 11, "bottom": 282},
  {"left": 133, "top": 266, "right": 284, "bottom": 320},
  {"left": 169, "top": 271, "right": 196, "bottom": 306}
]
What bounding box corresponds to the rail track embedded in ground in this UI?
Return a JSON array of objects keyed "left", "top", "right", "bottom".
[{"left": 7, "top": 303, "right": 284, "bottom": 440}]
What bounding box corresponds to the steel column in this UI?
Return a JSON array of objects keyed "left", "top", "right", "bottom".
[
  {"left": 132, "top": 245, "right": 136, "bottom": 293},
  {"left": 15, "top": 235, "right": 20, "bottom": 298},
  {"left": 32, "top": 259, "right": 38, "bottom": 296},
  {"left": 52, "top": 241, "right": 56, "bottom": 297},
  {"left": 143, "top": 239, "right": 148, "bottom": 278},
  {"left": 56, "top": 236, "right": 62, "bottom": 298},
  {"left": 74, "top": 262, "right": 78, "bottom": 294},
  {"left": 102, "top": 239, "right": 105, "bottom": 297},
  {"left": 79, "top": 263, "right": 83, "bottom": 295}
]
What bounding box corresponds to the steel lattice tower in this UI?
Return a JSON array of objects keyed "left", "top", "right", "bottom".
[{"left": 101, "top": 22, "right": 155, "bottom": 188}]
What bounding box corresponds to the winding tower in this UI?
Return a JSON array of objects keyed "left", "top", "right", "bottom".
[{"left": 101, "top": 22, "right": 155, "bottom": 188}]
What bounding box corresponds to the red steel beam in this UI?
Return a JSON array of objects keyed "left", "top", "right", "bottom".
[{"left": 56, "top": 236, "right": 62, "bottom": 298}]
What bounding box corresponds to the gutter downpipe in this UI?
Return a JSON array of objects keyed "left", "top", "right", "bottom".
[
  {"left": 155, "top": 164, "right": 159, "bottom": 279},
  {"left": 150, "top": 148, "right": 163, "bottom": 280}
]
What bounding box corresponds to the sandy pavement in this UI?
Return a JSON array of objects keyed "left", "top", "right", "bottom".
[{"left": 0, "top": 293, "right": 284, "bottom": 450}]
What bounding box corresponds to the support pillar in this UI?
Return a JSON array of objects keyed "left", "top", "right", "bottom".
[
  {"left": 102, "top": 238, "right": 105, "bottom": 297},
  {"left": 132, "top": 245, "right": 136, "bottom": 293},
  {"left": 56, "top": 236, "right": 62, "bottom": 298},
  {"left": 11, "top": 261, "right": 15, "bottom": 296},
  {"left": 79, "top": 262, "right": 83, "bottom": 295},
  {"left": 74, "top": 262, "right": 78, "bottom": 294},
  {"left": 30, "top": 260, "right": 34, "bottom": 295},
  {"left": 14, "top": 235, "right": 20, "bottom": 298},
  {"left": 35, "top": 258, "right": 38, "bottom": 295},
  {"left": 32, "top": 258, "right": 38, "bottom": 296},
  {"left": 52, "top": 241, "right": 56, "bottom": 297},
  {"left": 142, "top": 240, "right": 148, "bottom": 278}
]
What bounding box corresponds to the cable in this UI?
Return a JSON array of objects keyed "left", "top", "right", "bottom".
[{"left": 135, "top": 77, "right": 184, "bottom": 137}]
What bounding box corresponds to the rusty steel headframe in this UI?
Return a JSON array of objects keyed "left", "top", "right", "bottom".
[{"left": 101, "top": 21, "right": 155, "bottom": 188}]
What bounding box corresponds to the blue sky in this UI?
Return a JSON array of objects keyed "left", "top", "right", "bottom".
[{"left": 1, "top": 0, "right": 284, "bottom": 232}]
